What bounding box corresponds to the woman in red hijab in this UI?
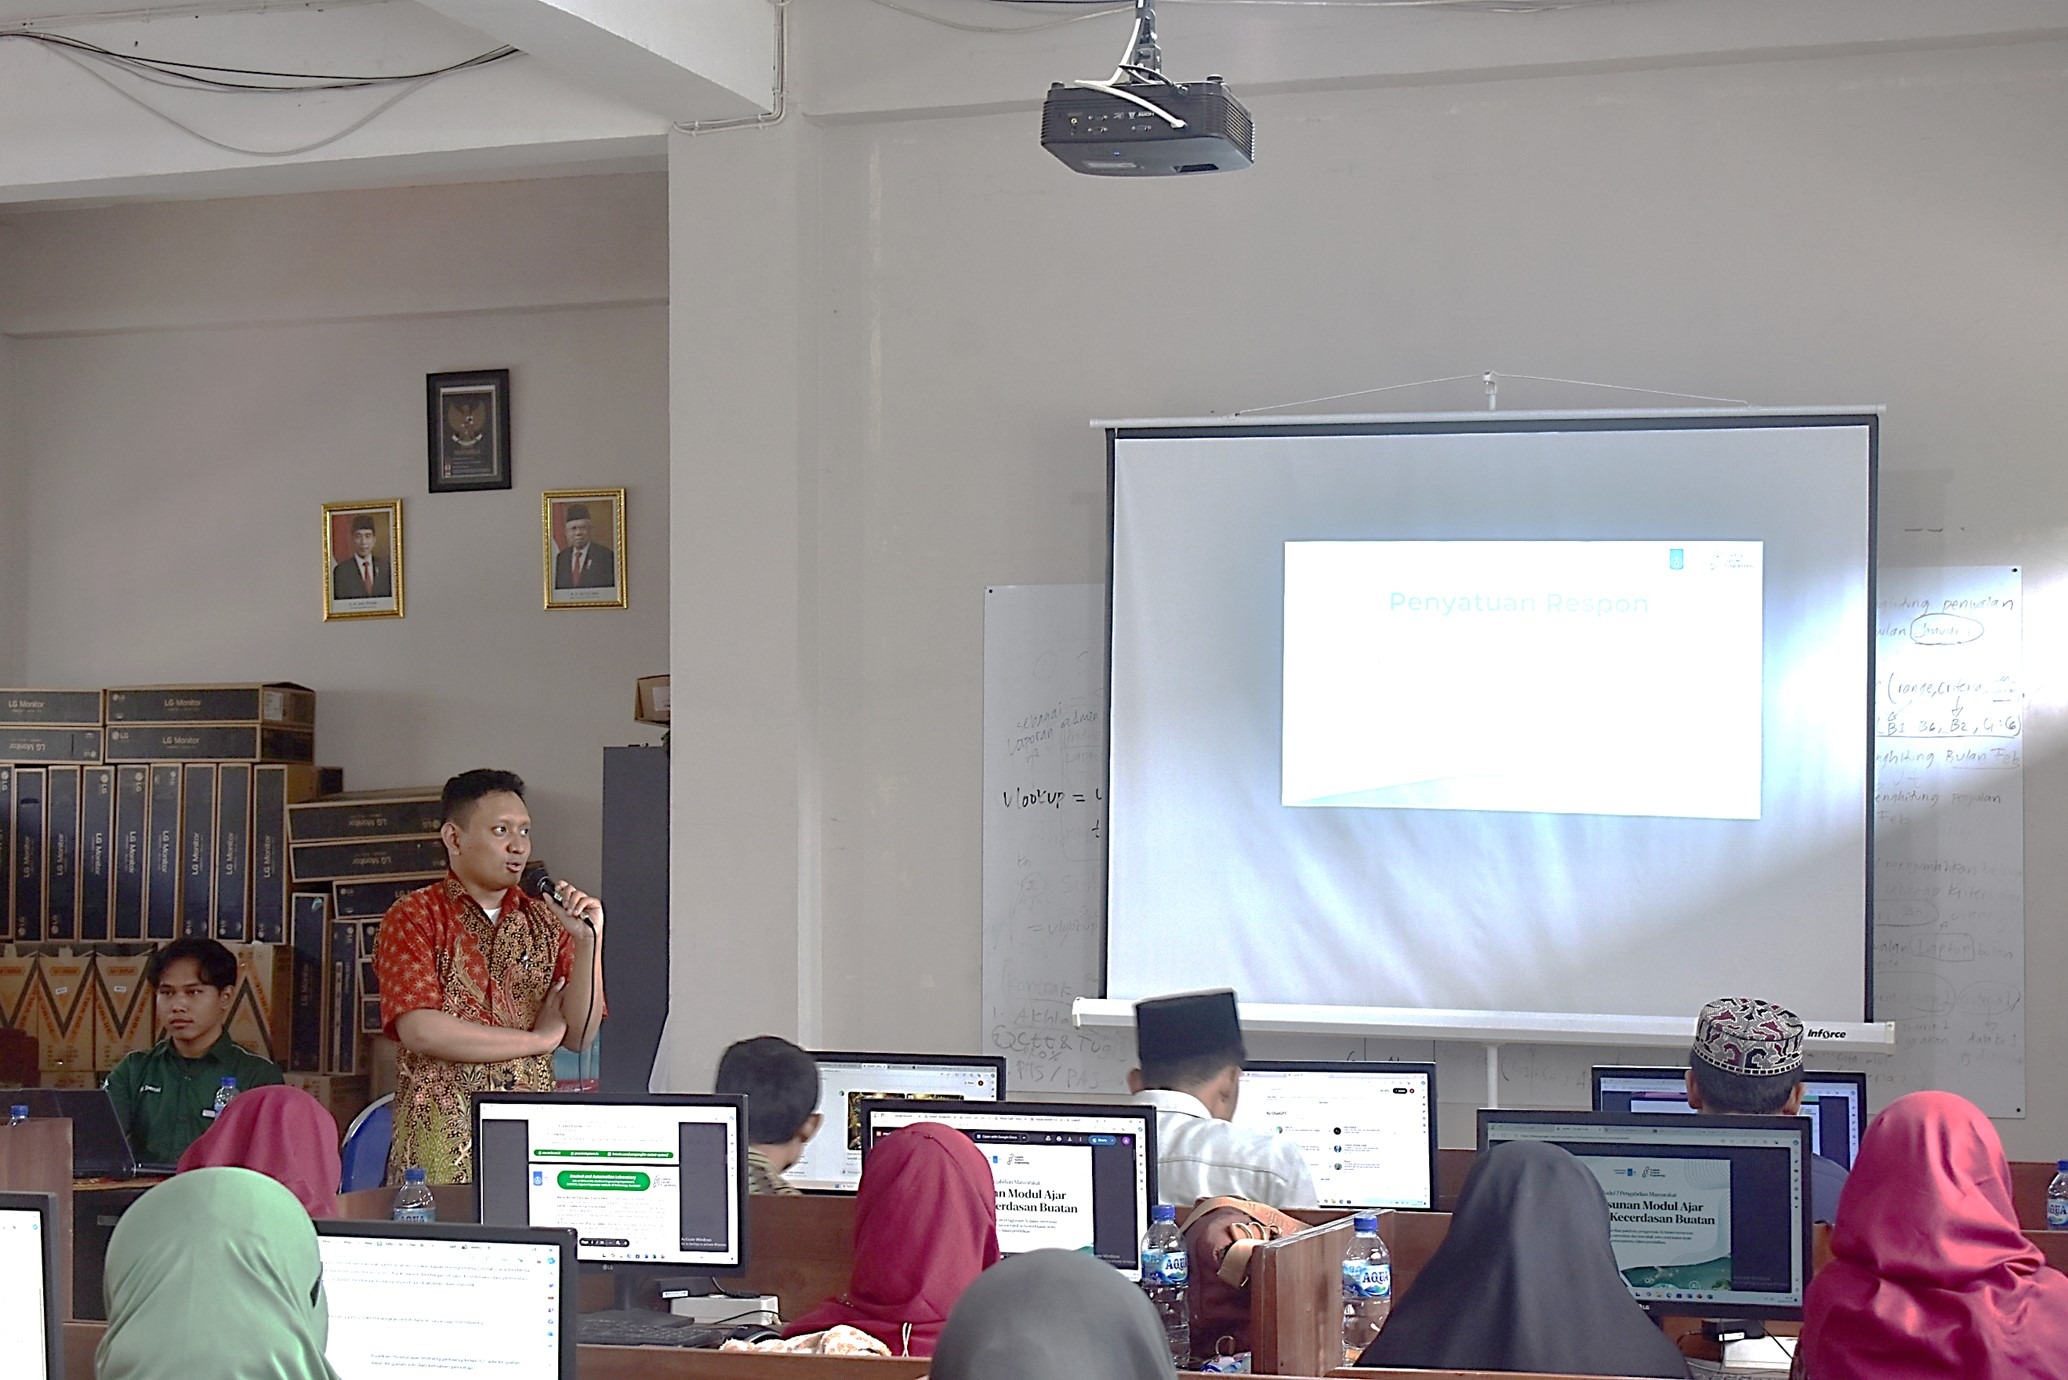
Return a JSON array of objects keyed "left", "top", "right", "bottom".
[
  {"left": 175, "top": 1084, "right": 342, "bottom": 1218},
  {"left": 784, "top": 1122, "right": 1000, "bottom": 1356},
  {"left": 1797, "top": 1090, "right": 2068, "bottom": 1380}
]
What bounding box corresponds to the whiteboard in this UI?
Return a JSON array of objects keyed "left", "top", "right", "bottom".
[
  {"left": 981, "top": 585, "right": 1131, "bottom": 1094},
  {"left": 1840, "top": 566, "right": 2025, "bottom": 1115}
]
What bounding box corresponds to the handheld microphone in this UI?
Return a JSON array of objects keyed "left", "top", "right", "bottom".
[{"left": 521, "top": 861, "right": 598, "bottom": 929}]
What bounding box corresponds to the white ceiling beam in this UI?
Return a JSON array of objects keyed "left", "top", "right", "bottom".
[{"left": 415, "top": 0, "right": 775, "bottom": 123}]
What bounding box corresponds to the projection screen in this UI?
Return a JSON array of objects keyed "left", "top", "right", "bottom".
[{"left": 1104, "top": 413, "right": 1876, "bottom": 1027}]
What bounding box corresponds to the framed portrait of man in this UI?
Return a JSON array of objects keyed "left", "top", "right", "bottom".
[
  {"left": 322, "top": 499, "right": 405, "bottom": 621},
  {"left": 426, "top": 368, "right": 512, "bottom": 493},
  {"left": 542, "top": 488, "right": 627, "bottom": 610}
]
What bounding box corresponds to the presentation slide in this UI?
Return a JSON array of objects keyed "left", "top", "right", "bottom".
[
  {"left": 1107, "top": 418, "right": 1874, "bottom": 1022},
  {"left": 988, "top": 1142, "right": 1098, "bottom": 1253},
  {"left": 1282, "top": 540, "right": 1763, "bottom": 818},
  {"left": 1591, "top": 1155, "right": 1734, "bottom": 1291},
  {"left": 480, "top": 1103, "right": 738, "bottom": 1264}
]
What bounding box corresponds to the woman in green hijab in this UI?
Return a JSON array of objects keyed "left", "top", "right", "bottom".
[{"left": 99, "top": 1166, "right": 339, "bottom": 1380}]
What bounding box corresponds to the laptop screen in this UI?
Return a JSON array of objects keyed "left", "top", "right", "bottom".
[{"left": 317, "top": 1220, "right": 577, "bottom": 1379}]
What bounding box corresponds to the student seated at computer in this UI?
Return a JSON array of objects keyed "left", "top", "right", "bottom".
[
  {"left": 1357, "top": 1139, "right": 1689, "bottom": 1378},
  {"left": 1684, "top": 996, "right": 1846, "bottom": 1222},
  {"left": 176, "top": 1084, "right": 341, "bottom": 1217},
  {"left": 1796, "top": 1091, "right": 2068, "bottom": 1380},
  {"left": 713, "top": 1035, "right": 822, "bottom": 1195},
  {"left": 783, "top": 1121, "right": 999, "bottom": 1357},
  {"left": 931, "top": 1248, "right": 1177, "bottom": 1380},
  {"left": 98, "top": 1167, "right": 338, "bottom": 1380},
  {"left": 1126, "top": 989, "right": 1317, "bottom": 1209},
  {"left": 103, "top": 936, "right": 285, "bottom": 1166}
]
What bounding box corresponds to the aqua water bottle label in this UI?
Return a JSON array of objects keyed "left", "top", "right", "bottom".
[
  {"left": 1343, "top": 1260, "right": 1391, "bottom": 1300},
  {"left": 2049, "top": 1197, "right": 2068, "bottom": 1229},
  {"left": 1143, "top": 1248, "right": 1189, "bottom": 1288},
  {"left": 394, "top": 1206, "right": 434, "bottom": 1223}
]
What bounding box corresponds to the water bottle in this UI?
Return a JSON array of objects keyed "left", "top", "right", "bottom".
[
  {"left": 210, "top": 1077, "right": 238, "bottom": 1119},
  {"left": 1139, "top": 1202, "right": 1190, "bottom": 1364},
  {"left": 392, "top": 1166, "right": 437, "bottom": 1223},
  {"left": 7, "top": 1105, "right": 26, "bottom": 1126},
  {"left": 1340, "top": 1212, "right": 1392, "bottom": 1364},
  {"left": 2048, "top": 1161, "right": 2068, "bottom": 1230}
]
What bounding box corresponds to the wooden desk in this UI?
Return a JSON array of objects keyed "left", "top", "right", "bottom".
[
  {"left": 740, "top": 1194, "right": 858, "bottom": 1322},
  {"left": 0, "top": 1118, "right": 73, "bottom": 1321}
]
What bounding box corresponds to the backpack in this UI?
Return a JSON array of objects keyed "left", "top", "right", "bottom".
[{"left": 1178, "top": 1196, "right": 1308, "bottom": 1363}]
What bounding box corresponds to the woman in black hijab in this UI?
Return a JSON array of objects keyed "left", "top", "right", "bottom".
[
  {"left": 930, "top": 1249, "right": 1177, "bottom": 1380},
  {"left": 1359, "top": 1139, "right": 1690, "bottom": 1378}
]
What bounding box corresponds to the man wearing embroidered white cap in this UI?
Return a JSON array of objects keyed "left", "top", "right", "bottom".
[
  {"left": 1686, "top": 995, "right": 1850, "bottom": 1223},
  {"left": 1127, "top": 988, "right": 1318, "bottom": 1209}
]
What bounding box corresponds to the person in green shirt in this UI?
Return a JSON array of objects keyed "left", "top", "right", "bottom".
[{"left": 103, "top": 936, "right": 285, "bottom": 1167}]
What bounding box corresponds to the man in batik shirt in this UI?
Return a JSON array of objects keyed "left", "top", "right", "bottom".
[{"left": 373, "top": 768, "right": 606, "bottom": 1184}]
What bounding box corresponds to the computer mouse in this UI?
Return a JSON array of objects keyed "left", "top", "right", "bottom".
[{"left": 726, "top": 1325, "right": 784, "bottom": 1345}]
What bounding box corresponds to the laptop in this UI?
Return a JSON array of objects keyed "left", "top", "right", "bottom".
[{"left": 16, "top": 1089, "right": 165, "bottom": 1179}]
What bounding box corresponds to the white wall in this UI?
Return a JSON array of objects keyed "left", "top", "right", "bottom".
[
  {"left": 666, "top": 37, "right": 2068, "bottom": 1156},
  {"left": 0, "top": 171, "right": 669, "bottom": 892}
]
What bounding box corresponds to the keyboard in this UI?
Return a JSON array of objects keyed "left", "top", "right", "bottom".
[{"left": 577, "top": 1310, "right": 728, "bottom": 1349}]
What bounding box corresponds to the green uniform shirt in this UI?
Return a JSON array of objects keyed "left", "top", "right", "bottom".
[{"left": 102, "top": 1033, "right": 285, "bottom": 1167}]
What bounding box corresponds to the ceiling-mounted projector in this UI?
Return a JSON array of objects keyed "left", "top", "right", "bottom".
[{"left": 1041, "top": 0, "right": 1253, "bottom": 177}]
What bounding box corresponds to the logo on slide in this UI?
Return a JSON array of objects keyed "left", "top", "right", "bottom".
[{"left": 1669, "top": 548, "right": 1684, "bottom": 570}]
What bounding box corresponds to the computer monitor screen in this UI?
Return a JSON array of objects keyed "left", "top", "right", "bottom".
[
  {"left": 474, "top": 1093, "right": 746, "bottom": 1269},
  {"left": 1591, "top": 1066, "right": 1868, "bottom": 1169},
  {"left": 861, "top": 1100, "right": 1155, "bottom": 1280},
  {"left": 790, "top": 1052, "right": 1006, "bottom": 1193},
  {"left": 20, "top": 1088, "right": 137, "bottom": 1178},
  {"left": 317, "top": 1219, "right": 577, "bottom": 1379},
  {"left": 1479, "top": 1109, "right": 1811, "bottom": 1318},
  {"left": 0, "top": 1193, "right": 57, "bottom": 1380},
  {"left": 1231, "top": 1060, "right": 1439, "bottom": 1209}
]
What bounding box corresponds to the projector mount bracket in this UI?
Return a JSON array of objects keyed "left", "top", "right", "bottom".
[{"left": 1069, "top": 0, "right": 1190, "bottom": 130}]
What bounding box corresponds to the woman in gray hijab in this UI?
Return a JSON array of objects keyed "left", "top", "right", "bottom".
[{"left": 931, "top": 1249, "right": 1177, "bottom": 1380}]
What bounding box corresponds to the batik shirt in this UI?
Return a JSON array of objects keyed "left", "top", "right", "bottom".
[{"left": 374, "top": 874, "right": 576, "bottom": 1184}]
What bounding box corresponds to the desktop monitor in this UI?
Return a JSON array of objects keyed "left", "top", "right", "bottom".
[
  {"left": 0, "top": 1192, "right": 60, "bottom": 1380},
  {"left": 1479, "top": 1109, "right": 1812, "bottom": 1319},
  {"left": 860, "top": 1099, "right": 1156, "bottom": 1280},
  {"left": 1591, "top": 1066, "right": 1869, "bottom": 1170},
  {"left": 473, "top": 1093, "right": 748, "bottom": 1284},
  {"left": 790, "top": 1051, "right": 1006, "bottom": 1193},
  {"left": 317, "top": 1219, "right": 577, "bottom": 1380},
  {"left": 1231, "top": 1060, "right": 1439, "bottom": 1209}
]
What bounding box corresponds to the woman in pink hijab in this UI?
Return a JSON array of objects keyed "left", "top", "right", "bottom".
[
  {"left": 784, "top": 1122, "right": 1000, "bottom": 1357},
  {"left": 1797, "top": 1090, "right": 2068, "bottom": 1380},
  {"left": 176, "top": 1084, "right": 342, "bottom": 1218}
]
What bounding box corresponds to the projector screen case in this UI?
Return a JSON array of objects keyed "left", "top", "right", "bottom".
[{"left": 1102, "top": 411, "right": 1878, "bottom": 1029}]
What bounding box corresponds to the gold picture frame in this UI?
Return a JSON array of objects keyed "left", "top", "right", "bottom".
[
  {"left": 542, "top": 488, "right": 627, "bottom": 610},
  {"left": 321, "top": 499, "right": 405, "bottom": 621}
]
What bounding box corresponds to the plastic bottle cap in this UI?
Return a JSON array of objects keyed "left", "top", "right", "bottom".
[
  {"left": 221, "top": 1078, "right": 237, "bottom": 1087},
  {"left": 1353, "top": 1213, "right": 1380, "bottom": 1233},
  {"left": 2057, "top": 1160, "right": 2068, "bottom": 1172},
  {"left": 1151, "top": 1202, "right": 1176, "bottom": 1222},
  {"left": 8, "top": 1106, "right": 24, "bottom": 1117},
  {"left": 405, "top": 1167, "right": 426, "bottom": 1182}
]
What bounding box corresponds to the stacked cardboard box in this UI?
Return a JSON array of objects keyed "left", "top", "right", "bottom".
[
  {"left": 288, "top": 787, "right": 444, "bottom": 1075},
  {"left": 0, "top": 684, "right": 361, "bottom": 1120}
]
